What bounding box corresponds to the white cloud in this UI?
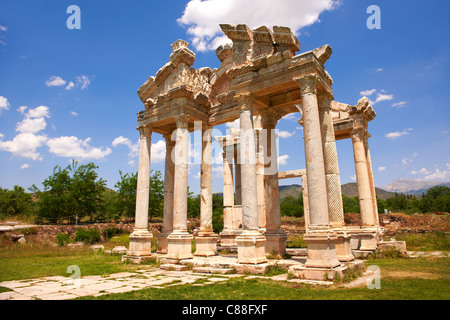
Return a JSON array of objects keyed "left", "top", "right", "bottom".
[
  {"left": 392, "top": 101, "right": 408, "bottom": 108},
  {"left": 15, "top": 106, "right": 50, "bottom": 134},
  {"left": 128, "top": 160, "right": 135, "bottom": 167},
  {"left": 46, "top": 136, "right": 112, "bottom": 160},
  {"left": 0, "top": 25, "right": 7, "bottom": 32},
  {"left": 193, "top": 171, "right": 201, "bottom": 180},
  {"left": 20, "top": 164, "right": 30, "bottom": 170},
  {"left": 212, "top": 165, "right": 224, "bottom": 178},
  {"left": 16, "top": 117, "right": 47, "bottom": 134},
  {"left": 45, "top": 76, "right": 67, "bottom": 87},
  {"left": 76, "top": 75, "right": 91, "bottom": 90},
  {"left": 278, "top": 154, "right": 289, "bottom": 165},
  {"left": 378, "top": 166, "right": 386, "bottom": 173},
  {"left": 281, "top": 113, "right": 299, "bottom": 121},
  {"left": 151, "top": 139, "right": 167, "bottom": 163},
  {"left": 385, "top": 128, "right": 413, "bottom": 139},
  {"left": 178, "top": 0, "right": 340, "bottom": 51},
  {"left": 0, "top": 133, "right": 47, "bottom": 161},
  {"left": 350, "top": 175, "right": 356, "bottom": 181},
  {"left": 376, "top": 68, "right": 383, "bottom": 72},
  {"left": 419, "top": 168, "right": 431, "bottom": 175},
  {"left": 410, "top": 170, "right": 418, "bottom": 175},
  {"left": 70, "top": 111, "right": 79, "bottom": 116},
  {"left": 360, "top": 89, "right": 376, "bottom": 96},
  {"left": 423, "top": 169, "right": 449, "bottom": 181},
  {"left": 371, "top": 93, "right": 394, "bottom": 105},
  {"left": 65, "top": 81, "right": 75, "bottom": 91},
  {"left": 0, "top": 96, "right": 10, "bottom": 114},
  {"left": 112, "top": 136, "right": 139, "bottom": 158},
  {"left": 278, "top": 130, "right": 295, "bottom": 139}
]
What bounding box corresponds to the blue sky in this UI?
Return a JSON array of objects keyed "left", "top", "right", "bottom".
[{"left": 0, "top": 0, "right": 449, "bottom": 195}]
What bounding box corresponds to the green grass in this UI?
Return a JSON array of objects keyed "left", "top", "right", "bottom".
[
  {"left": 393, "top": 231, "right": 450, "bottom": 251},
  {"left": 1, "top": 240, "right": 449, "bottom": 300},
  {"left": 286, "top": 235, "right": 306, "bottom": 248},
  {"left": 77, "top": 257, "right": 450, "bottom": 300},
  {"left": 0, "top": 243, "right": 143, "bottom": 282}
]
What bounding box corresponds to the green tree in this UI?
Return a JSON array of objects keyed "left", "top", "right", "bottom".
[
  {"left": 114, "top": 170, "right": 165, "bottom": 221},
  {"left": 342, "top": 195, "right": 360, "bottom": 213},
  {"left": 114, "top": 171, "right": 137, "bottom": 220},
  {"left": 0, "top": 186, "right": 34, "bottom": 218},
  {"left": 280, "top": 195, "right": 304, "bottom": 217},
  {"left": 148, "top": 170, "right": 164, "bottom": 221},
  {"left": 30, "top": 160, "right": 106, "bottom": 223}
]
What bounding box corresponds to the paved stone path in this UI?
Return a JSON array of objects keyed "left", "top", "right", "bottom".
[{"left": 0, "top": 266, "right": 339, "bottom": 300}]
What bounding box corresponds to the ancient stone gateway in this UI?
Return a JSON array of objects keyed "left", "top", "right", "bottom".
[{"left": 124, "top": 24, "right": 381, "bottom": 280}]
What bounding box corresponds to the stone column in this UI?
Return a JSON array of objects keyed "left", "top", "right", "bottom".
[
  {"left": 235, "top": 93, "right": 266, "bottom": 264},
  {"left": 234, "top": 153, "right": 242, "bottom": 206},
  {"left": 351, "top": 127, "right": 377, "bottom": 251},
  {"left": 261, "top": 111, "right": 287, "bottom": 257},
  {"left": 167, "top": 115, "right": 193, "bottom": 260},
  {"left": 254, "top": 115, "right": 267, "bottom": 233},
  {"left": 301, "top": 174, "right": 310, "bottom": 233},
  {"left": 127, "top": 126, "right": 154, "bottom": 261},
  {"left": 318, "top": 92, "right": 353, "bottom": 262},
  {"left": 195, "top": 125, "right": 218, "bottom": 256},
  {"left": 157, "top": 133, "right": 175, "bottom": 254},
  {"left": 218, "top": 139, "right": 242, "bottom": 247},
  {"left": 294, "top": 75, "right": 340, "bottom": 270},
  {"left": 364, "top": 134, "right": 379, "bottom": 226}
]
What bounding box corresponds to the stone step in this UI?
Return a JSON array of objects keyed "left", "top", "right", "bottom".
[
  {"left": 286, "top": 248, "right": 308, "bottom": 256},
  {"left": 160, "top": 264, "right": 189, "bottom": 272},
  {"left": 193, "top": 267, "right": 234, "bottom": 275}
]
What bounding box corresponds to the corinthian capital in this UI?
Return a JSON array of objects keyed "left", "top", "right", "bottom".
[
  {"left": 138, "top": 126, "right": 152, "bottom": 139},
  {"left": 318, "top": 91, "right": 334, "bottom": 110},
  {"left": 294, "top": 74, "right": 319, "bottom": 95},
  {"left": 350, "top": 128, "right": 366, "bottom": 143},
  {"left": 235, "top": 93, "right": 255, "bottom": 111}
]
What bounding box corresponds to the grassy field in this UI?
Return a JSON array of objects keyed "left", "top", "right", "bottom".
[{"left": 1, "top": 238, "right": 449, "bottom": 300}]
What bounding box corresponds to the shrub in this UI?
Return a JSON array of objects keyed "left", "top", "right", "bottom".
[
  {"left": 56, "top": 233, "right": 70, "bottom": 246},
  {"left": 102, "top": 226, "right": 125, "bottom": 241},
  {"left": 74, "top": 227, "right": 101, "bottom": 244}
]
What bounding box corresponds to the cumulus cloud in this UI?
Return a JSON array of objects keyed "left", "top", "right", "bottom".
[
  {"left": 360, "top": 89, "right": 376, "bottom": 96},
  {"left": 45, "top": 76, "right": 67, "bottom": 87},
  {"left": 385, "top": 128, "right": 413, "bottom": 139},
  {"left": 15, "top": 106, "right": 50, "bottom": 134},
  {"left": 0, "top": 96, "right": 10, "bottom": 114},
  {"left": 178, "top": 0, "right": 340, "bottom": 51},
  {"left": 70, "top": 111, "right": 79, "bottom": 116},
  {"left": 0, "top": 133, "right": 47, "bottom": 161},
  {"left": 112, "top": 136, "right": 166, "bottom": 165},
  {"left": 371, "top": 93, "right": 394, "bottom": 105},
  {"left": 65, "top": 81, "right": 75, "bottom": 91},
  {"left": 20, "top": 164, "right": 30, "bottom": 170},
  {"left": 378, "top": 166, "right": 386, "bottom": 173},
  {"left": 423, "top": 169, "right": 449, "bottom": 181},
  {"left": 278, "top": 154, "right": 289, "bottom": 165},
  {"left": 278, "top": 130, "right": 295, "bottom": 139},
  {"left": 46, "top": 136, "right": 112, "bottom": 160}
]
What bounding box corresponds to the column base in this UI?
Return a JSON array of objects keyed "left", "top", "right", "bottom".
[
  {"left": 194, "top": 233, "right": 218, "bottom": 257},
  {"left": 236, "top": 230, "right": 267, "bottom": 265},
  {"left": 334, "top": 230, "right": 355, "bottom": 262},
  {"left": 346, "top": 226, "right": 379, "bottom": 251},
  {"left": 219, "top": 229, "right": 242, "bottom": 247},
  {"left": 157, "top": 231, "right": 171, "bottom": 254},
  {"left": 166, "top": 231, "right": 193, "bottom": 261},
  {"left": 127, "top": 229, "right": 153, "bottom": 257},
  {"left": 303, "top": 228, "right": 341, "bottom": 269},
  {"left": 288, "top": 264, "right": 348, "bottom": 281},
  {"left": 264, "top": 230, "right": 288, "bottom": 258}
]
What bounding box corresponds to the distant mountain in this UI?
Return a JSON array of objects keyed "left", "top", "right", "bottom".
[
  {"left": 382, "top": 178, "right": 450, "bottom": 195},
  {"left": 279, "top": 183, "right": 396, "bottom": 200}
]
